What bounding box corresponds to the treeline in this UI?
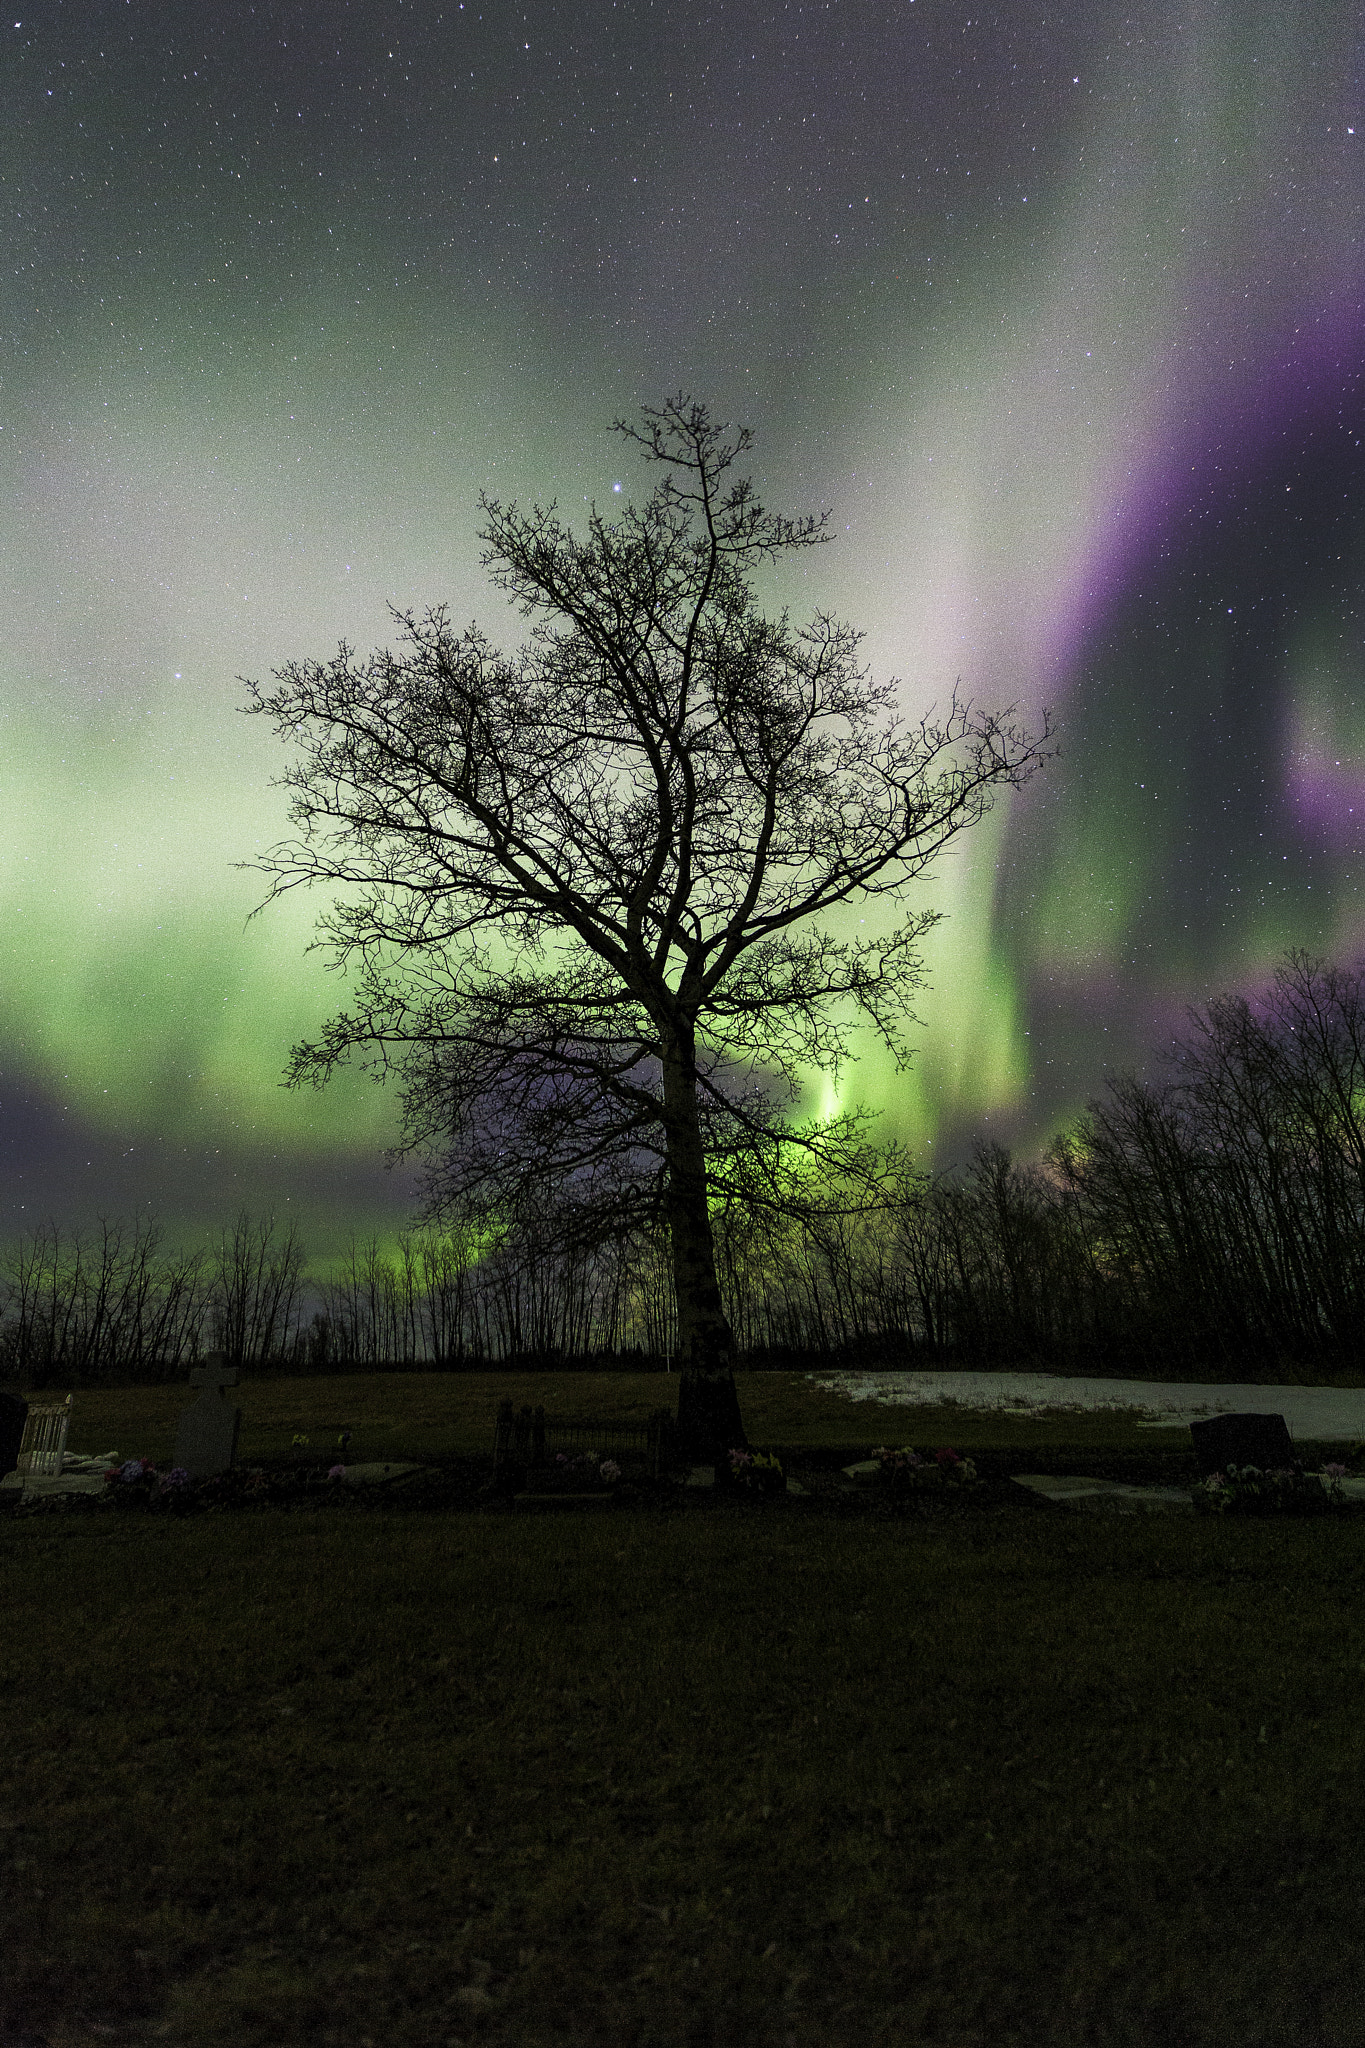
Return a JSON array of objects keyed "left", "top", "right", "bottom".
[
  {"left": 0, "top": 1206, "right": 678, "bottom": 1390},
  {"left": 299, "top": 1228, "right": 673, "bottom": 1373},
  {"left": 1044, "top": 951, "right": 1365, "bottom": 1377},
  {"left": 716, "top": 952, "right": 1365, "bottom": 1380},
  {"left": 9, "top": 954, "right": 1365, "bottom": 1387},
  {"left": 0, "top": 1211, "right": 308, "bottom": 1389}
]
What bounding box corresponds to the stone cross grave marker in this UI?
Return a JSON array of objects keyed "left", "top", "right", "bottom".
[
  {"left": 0, "top": 1387, "right": 27, "bottom": 1480},
  {"left": 173, "top": 1353, "right": 241, "bottom": 1480},
  {"left": 1189, "top": 1411, "right": 1295, "bottom": 1480}
]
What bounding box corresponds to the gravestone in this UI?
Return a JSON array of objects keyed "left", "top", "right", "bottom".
[
  {"left": 1189, "top": 1411, "right": 1295, "bottom": 1479},
  {"left": 173, "top": 1353, "right": 240, "bottom": 1480},
  {"left": 0, "top": 1387, "right": 27, "bottom": 1480}
]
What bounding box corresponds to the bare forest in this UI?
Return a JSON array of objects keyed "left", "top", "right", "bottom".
[{"left": 8, "top": 956, "right": 1365, "bottom": 1389}]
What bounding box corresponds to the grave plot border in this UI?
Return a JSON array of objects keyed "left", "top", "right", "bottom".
[{"left": 492, "top": 1399, "right": 676, "bottom": 1495}]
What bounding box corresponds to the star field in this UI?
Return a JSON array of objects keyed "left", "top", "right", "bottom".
[{"left": 2, "top": 0, "right": 1362, "bottom": 1250}]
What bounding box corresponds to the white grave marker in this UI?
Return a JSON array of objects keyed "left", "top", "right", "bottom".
[{"left": 173, "top": 1353, "right": 240, "bottom": 1480}]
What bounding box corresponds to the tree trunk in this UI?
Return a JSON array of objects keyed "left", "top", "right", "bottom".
[{"left": 661, "top": 1031, "right": 748, "bottom": 1467}]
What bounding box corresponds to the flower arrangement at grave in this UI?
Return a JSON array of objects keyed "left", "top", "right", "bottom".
[
  {"left": 99, "top": 1458, "right": 331, "bottom": 1513},
  {"left": 1193, "top": 1462, "right": 1346, "bottom": 1516},
  {"left": 726, "top": 1448, "right": 786, "bottom": 1497},
  {"left": 103, "top": 1459, "right": 197, "bottom": 1511},
  {"left": 871, "top": 1446, "right": 980, "bottom": 1493}
]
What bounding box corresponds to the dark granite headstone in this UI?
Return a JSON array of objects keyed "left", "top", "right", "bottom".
[
  {"left": 173, "top": 1353, "right": 240, "bottom": 1480},
  {"left": 1189, "top": 1411, "right": 1295, "bottom": 1479},
  {"left": 0, "top": 1387, "right": 27, "bottom": 1480}
]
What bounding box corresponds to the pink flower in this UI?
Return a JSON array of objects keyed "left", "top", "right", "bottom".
[
  {"left": 328, "top": 1463, "right": 346, "bottom": 1479},
  {"left": 935, "top": 1448, "right": 961, "bottom": 1468},
  {"left": 1324, "top": 1463, "right": 1347, "bottom": 1478}
]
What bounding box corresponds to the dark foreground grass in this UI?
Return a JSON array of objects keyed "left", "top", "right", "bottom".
[{"left": 5, "top": 1489, "right": 1365, "bottom": 2048}]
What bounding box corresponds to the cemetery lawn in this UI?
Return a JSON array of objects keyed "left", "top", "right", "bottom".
[
  {"left": 5, "top": 1479, "right": 1365, "bottom": 2046},
  {"left": 28, "top": 1365, "right": 1245, "bottom": 1469}
]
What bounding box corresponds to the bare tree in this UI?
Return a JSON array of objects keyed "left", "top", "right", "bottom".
[
  {"left": 0, "top": 1216, "right": 215, "bottom": 1386},
  {"left": 246, "top": 396, "right": 1047, "bottom": 1461},
  {"left": 210, "top": 1210, "right": 306, "bottom": 1370}
]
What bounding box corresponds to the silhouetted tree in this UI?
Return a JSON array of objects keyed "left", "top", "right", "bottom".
[
  {"left": 210, "top": 1209, "right": 306, "bottom": 1370},
  {"left": 1050, "top": 952, "right": 1365, "bottom": 1375},
  {"left": 247, "top": 396, "right": 1047, "bottom": 1460}
]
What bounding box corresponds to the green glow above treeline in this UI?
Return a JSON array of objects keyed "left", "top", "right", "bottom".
[{"left": 3, "top": 0, "right": 1363, "bottom": 1247}]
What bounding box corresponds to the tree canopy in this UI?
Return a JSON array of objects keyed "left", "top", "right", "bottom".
[{"left": 247, "top": 396, "right": 1048, "bottom": 1458}]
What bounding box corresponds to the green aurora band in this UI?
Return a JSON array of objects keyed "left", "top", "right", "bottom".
[{"left": 2, "top": 1, "right": 1362, "bottom": 1256}]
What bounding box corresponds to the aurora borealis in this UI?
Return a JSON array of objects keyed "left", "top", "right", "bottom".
[{"left": 3, "top": 1, "right": 1363, "bottom": 1256}]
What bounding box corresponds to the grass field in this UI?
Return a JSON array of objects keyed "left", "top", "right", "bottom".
[
  {"left": 4, "top": 1372, "right": 1364, "bottom": 2048},
  {"left": 30, "top": 1367, "right": 1226, "bottom": 1469}
]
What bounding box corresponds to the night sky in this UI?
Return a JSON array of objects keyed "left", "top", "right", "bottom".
[{"left": 3, "top": 0, "right": 1363, "bottom": 1260}]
